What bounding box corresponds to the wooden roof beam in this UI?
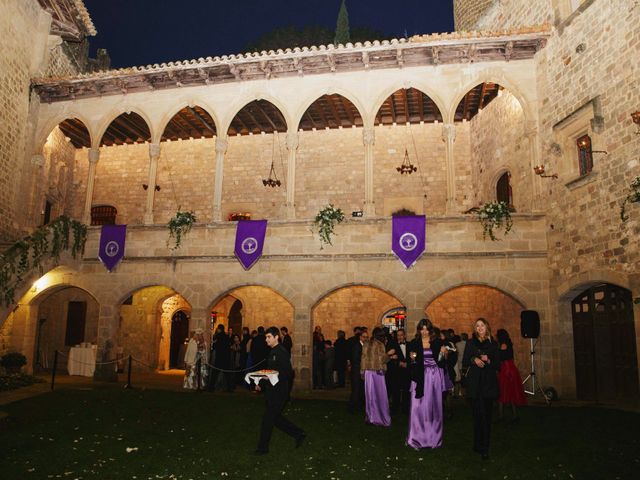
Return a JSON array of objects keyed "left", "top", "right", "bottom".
[
  {"left": 401, "top": 89, "right": 410, "bottom": 123},
  {"left": 338, "top": 96, "right": 356, "bottom": 125},
  {"left": 254, "top": 104, "right": 280, "bottom": 132},
  {"left": 462, "top": 89, "right": 472, "bottom": 121},
  {"left": 117, "top": 115, "right": 150, "bottom": 140},
  {"left": 326, "top": 95, "right": 343, "bottom": 128},
  {"left": 478, "top": 82, "right": 489, "bottom": 110},
  {"left": 188, "top": 107, "right": 216, "bottom": 134}
]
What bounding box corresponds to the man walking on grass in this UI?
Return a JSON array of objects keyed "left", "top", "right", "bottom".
[{"left": 254, "top": 326, "right": 306, "bottom": 454}]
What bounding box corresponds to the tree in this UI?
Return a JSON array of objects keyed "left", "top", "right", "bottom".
[
  {"left": 334, "top": 0, "right": 351, "bottom": 45},
  {"left": 245, "top": 25, "right": 333, "bottom": 52}
]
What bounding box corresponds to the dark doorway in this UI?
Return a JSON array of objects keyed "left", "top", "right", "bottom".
[
  {"left": 170, "top": 311, "right": 190, "bottom": 369},
  {"left": 496, "top": 172, "right": 513, "bottom": 209},
  {"left": 228, "top": 299, "right": 243, "bottom": 336},
  {"left": 571, "top": 284, "right": 639, "bottom": 401},
  {"left": 64, "top": 301, "right": 86, "bottom": 346}
]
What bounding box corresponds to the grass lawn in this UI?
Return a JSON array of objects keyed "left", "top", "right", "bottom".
[{"left": 0, "top": 387, "right": 638, "bottom": 480}]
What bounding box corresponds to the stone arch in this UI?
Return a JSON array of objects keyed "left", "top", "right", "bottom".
[
  {"left": 449, "top": 72, "right": 533, "bottom": 125},
  {"left": 556, "top": 270, "right": 633, "bottom": 302},
  {"left": 225, "top": 94, "right": 291, "bottom": 135},
  {"left": 110, "top": 279, "right": 192, "bottom": 308},
  {"left": 36, "top": 113, "right": 94, "bottom": 153},
  {"left": 294, "top": 87, "right": 369, "bottom": 129},
  {"left": 490, "top": 165, "right": 515, "bottom": 205},
  {"left": 370, "top": 84, "right": 447, "bottom": 125},
  {"left": 157, "top": 100, "right": 220, "bottom": 142},
  {"left": 311, "top": 283, "right": 405, "bottom": 343},
  {"left": 95, "top": 108, "right": 154, "bottom": 148}
]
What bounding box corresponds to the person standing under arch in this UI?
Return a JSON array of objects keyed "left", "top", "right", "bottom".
[
  {"left": 462, "top": 318, "right": 500, "bottom": 460},
  {"left": 495, "top": 328, "right": 526, "bottom": 422},
  {"left": 406, "top": 318, "right": 448, "bottom": 449}
]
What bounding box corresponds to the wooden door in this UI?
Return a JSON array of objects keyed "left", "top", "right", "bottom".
[
  {"left": 64, "top": 301, "right": 87, "bottom": 346},
  {"left": 572, "top": 284, "right": 639, "bottom": 401},
  {"left": 170, "top": 311, "right": 190, "bottom": 369}
]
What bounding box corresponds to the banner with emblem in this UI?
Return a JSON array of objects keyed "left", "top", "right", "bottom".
[
  {"left": 392, "top": 215, "right": 426, "bottom": 269},
  {"left": 98, "top": 225, "right": 127, "bottom": 272},
  {"left": 234, "top": 220, "right": 268, "bottom": 270}
]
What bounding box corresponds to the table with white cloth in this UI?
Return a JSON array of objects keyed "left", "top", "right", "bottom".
[
  {"left": 245, "top": 370, "right": 279, "bottom": 386},
  {"left": 67, "top": 345, "right": 97, "bottom": 377}
]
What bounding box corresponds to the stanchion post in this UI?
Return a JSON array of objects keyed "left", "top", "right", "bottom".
[
  {"left": 124, "top": 355, "right": 133, "bottom": 389},
  {"left": 51, "top": 350, "right": 59, "bottom": 391}
]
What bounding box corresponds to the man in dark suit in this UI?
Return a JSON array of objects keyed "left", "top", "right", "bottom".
[
  {"left": 209, "top": 324, "right": 233, "bottom": 392},
  {"left": 333, "top": 330, "right": 348, "bottom": 387},
  {"left": 254, "top": 326, "right": 305, "bottom": 455},
  {"left": 392, "top": 328, "right": 411, "bottom": 414},
  {"left": 347, "top": 329, "right": 367, "bottom": 413},
  {"left": 250, "top": 326, "right": 268, "bottom": 371},
  {"left": 280, "top": 326, "right": 293, "bottom": 354}
]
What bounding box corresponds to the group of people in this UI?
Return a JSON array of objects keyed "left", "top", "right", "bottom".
[
  {"left": 340, "top": 318, "right": 527, "bottom": 459},
  {"left": 182, "top": 324, "right": 294, "bottom": 392},
  {"left": 183, "top": 318, "right": 527, "bottom": 459}
]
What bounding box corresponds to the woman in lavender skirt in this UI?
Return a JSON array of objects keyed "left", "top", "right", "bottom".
[
  {"left": 361, "top": 327, "right": 391, "bottom": 426},
  {"left": 406, "top": 318, "right": 448, "bottom": 449}
]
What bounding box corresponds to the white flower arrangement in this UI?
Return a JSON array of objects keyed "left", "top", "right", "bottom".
[
  {"left": 620, "top": 176, "right": 640, "bottom": 222},
  {"left": 167, "top": 209, "right": 196, "bottom": 250},
  {"left": 476, "top": 201, "right": 513, "bottom": 241},
  {"left": 313, "top": 204, "right": 345, "bottom": 248}
]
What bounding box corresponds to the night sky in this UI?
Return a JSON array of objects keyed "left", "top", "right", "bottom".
[{"left": 83, "top": 0, "right": 454, "bottom": 68}]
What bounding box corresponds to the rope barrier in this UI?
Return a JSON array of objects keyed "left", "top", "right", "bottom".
[{"left": 56, "top": 350, "right": 119, "bottom": 367}]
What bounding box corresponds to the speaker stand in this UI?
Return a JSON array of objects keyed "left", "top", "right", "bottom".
[{"left": 522, "top": 338, "right": 550, "bottom": 405}]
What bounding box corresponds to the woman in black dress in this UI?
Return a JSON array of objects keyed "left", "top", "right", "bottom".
[{"left": 462, "top": 318, "right": 500, "bottom": 460}]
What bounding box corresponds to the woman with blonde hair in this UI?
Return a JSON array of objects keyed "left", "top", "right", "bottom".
[
  {"left": 360, "top": 327, "right": 391, "bottom": 426},
  {"left": 462, "top": 318, "right": 500, "bottom": 460},
  {"left": 183, "top": 328, "right": 209, "bottom": 390}
]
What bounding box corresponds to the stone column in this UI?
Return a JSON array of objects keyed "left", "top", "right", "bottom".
[
  {"left": 363, "top": 127, "right": 375, "bottom": 216},
  {"left": 143, "top": 143, "right": 161, "bottom": 225},
  {"left": 285, "top": 130, "right": 299, "bottom": 219},
  {"left": 212, "top": 136, "right": 228, "bottom": 222},
  {"left": 95, "top": 303, "right": 118, "bottom": 381},
  {"left": 190, "top": 307, "right": 209, "bottom": 332},
  {"left": 442, "top": 124, "right": 457, "bottom": 214},
  {"left": 82, "top": 148, "right": 100, "bottom": 225},
  {"left": 525, "top": 122, "right": 541, "bottom": 211},
  {"left": 405, "top": 307, "right": 424, "bottom": 336}
]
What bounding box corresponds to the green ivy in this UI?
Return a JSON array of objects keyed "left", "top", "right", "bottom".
[
  {"left": 167, "top": 210, "right": 197, "bottom": 251},
  {"left": 0, "top": 216, "right": 87, "bottom": 307},
  {"left": 313, "top": 204, "right": 345, "bottom": 249}
]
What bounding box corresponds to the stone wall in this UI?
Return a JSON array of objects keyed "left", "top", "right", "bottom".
[
  {"left": 453, "top": 0, "right": 497, "bottom": 31},
  {"left": 37, "top": 287, "right": 100, "bottom": 367},
  {"left": 312, "top": 286, "right": 403, "bottom": 342},
  {"left": 469, "top": 91, "right": 530, "bottom": 209},
  {"left": 65, "top": 122, "right": 466, "bottom": 224}
]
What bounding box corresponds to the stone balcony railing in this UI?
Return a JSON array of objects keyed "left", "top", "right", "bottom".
[{"left": 81, "top": 214, "right": 547, "bottom": 263}]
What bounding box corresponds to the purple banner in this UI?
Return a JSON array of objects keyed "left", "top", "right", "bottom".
[
  {"left": 392, "top": 216, "right": 426, "bottom": 269},
  {"left": 98, "top": 225, "right": 127, "bottom": 272},
  {"left": 234, "top": 220, "right": 267, "bottom": 270}
]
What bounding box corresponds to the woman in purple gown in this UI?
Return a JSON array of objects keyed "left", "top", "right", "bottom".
[
  {"left": 406, "top": 318, "right": 448, "bottom": 449},
  {"left": 361, "top": 327, "right": 391, "bottom": 426}
]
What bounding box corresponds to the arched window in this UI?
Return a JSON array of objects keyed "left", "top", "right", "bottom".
[
  {"left": 496, "top": 172, "right": 513, "bottom": 209},
  {"left": 91, "top": 205, "right": 117, "bottom": 225}
]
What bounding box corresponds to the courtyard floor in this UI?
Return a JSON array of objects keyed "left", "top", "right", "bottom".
[{"left": 0, "top": 374, "right": 639, "bottom": 480}]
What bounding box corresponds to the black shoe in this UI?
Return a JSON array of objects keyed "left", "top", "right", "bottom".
[
  {"left": 254, "top": 449, "right": 268, "bottom": 455},
  {"left": 295, "top": 434, "right": 306, "bottom": 448}
]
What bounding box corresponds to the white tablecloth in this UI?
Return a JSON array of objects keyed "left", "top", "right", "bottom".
[
  {"left": 245, "top": 370, "right": 279, "bottom": 386},
  {"left": 67, "top": 346, "right": 96, "bottom": 377}
]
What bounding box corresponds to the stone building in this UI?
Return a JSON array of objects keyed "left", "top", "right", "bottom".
[{"left": 0, "top": 0, "right": 638, "bottom": 402}]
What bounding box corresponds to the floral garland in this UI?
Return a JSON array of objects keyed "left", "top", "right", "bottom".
[
  {"left": 167, "top": 210, "right": 196, "bottom": 250},
  {"left": 620, "top": 176, "right": 640, "bottom": 222},
  {"left": 313, "top": 204, "right": 345, "bottom": 248},
  {"left": 0, "top": 216, "right": 87, "bottom": 307},
  {"left": 475, "top": 201, "right": 513, "bottom": 241}
]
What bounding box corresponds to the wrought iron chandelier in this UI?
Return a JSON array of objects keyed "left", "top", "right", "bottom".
[
  {"left": 262, "top": 161, "right": 281, "bottom": 187},
  {"left": 396, "top": 148, "right": 417, "bottom": 175}
]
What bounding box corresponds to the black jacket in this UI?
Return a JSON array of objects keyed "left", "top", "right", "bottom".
[
  {"left": 407, "top": 337, "right": 445, "bottom": 399},
  {"left": 260, "top": 344, "right": 294, "bottom": 402},
  {"left": 462, "top": 337, "right": 501, "bottom": 399}
]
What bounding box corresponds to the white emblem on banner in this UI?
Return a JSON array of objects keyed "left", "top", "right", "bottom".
[
  {"left": 399, "top": 233, "right": 418, "bottom": 252},
  {"left": 241, "top": 237, "right": 258, "bottom": 254},
  {"left": 105, "top": 241, "right": 120, "bottom": 257}
]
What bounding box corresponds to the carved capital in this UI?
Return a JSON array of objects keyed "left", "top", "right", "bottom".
[
  {"left": 524, "top": 121, "right": 538, "bottom": 139},
  {"left": 88, "top": 148, "right": 100, "bottom": 164},
  {"left": 441, "top": 124, "right": 456, "bottom": 142},
  {"left": 31, "top": 154, "right": 45, "bottom": 167},
  {"left": 215, "top": 137, "right": 228, "bottom": 154},
  {"left": 363, "top": 127, "right": 375, "bottom": 146},
  {"left": 286, "top": 131, "right": 299, "bottom": 150},
  {"left": 149, "top": 142, "right": 161, "bottom": 158}
]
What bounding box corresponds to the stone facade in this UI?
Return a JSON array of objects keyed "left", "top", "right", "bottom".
[{"left": 0, "top": 0, "right": 638, "bottom": 398}]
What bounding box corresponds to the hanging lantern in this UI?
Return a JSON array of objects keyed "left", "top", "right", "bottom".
[
  {"left": 262, "top": 161, "right": 281, "bottom": 187},
  {"left": 396, "top": 148, "right": 417, "bottom": 175}
]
